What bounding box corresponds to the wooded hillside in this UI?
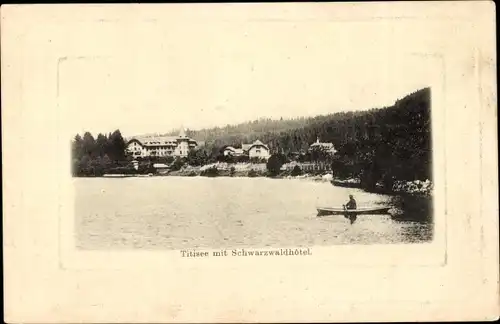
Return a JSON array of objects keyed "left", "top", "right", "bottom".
[
  {"left": 163, "top": 88, "right": 430, "bottom": 157},
  {"left": 72, "top": 87, "right": 432, "bottom": 187},
  {"left": 171, "top": 87, "right": 432, "bottom": 185}
]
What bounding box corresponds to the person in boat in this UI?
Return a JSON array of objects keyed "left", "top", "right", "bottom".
[
  {"left": 343, "top": 195, "right": 358, "bottom": 224},
  {"left": 344, "top": 195, "right": 357, "bottom": 210}
]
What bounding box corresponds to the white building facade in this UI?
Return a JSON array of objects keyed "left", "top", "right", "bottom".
[
  {"left": 247, "top": 140, "right": 271, "bottom": 160},
  {"left": 308, "top": 137, "right": 337, "bottom": 154},
  {"left": 126, "top": 129, "right": 197, "bottom": 158},
  {"left": 222, "top": 140, "right": 271, "bottom": 160}
]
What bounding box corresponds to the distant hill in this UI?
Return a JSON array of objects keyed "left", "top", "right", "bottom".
[
  {"left": 77, "top": 86, "right": 432, "bottom": 184},
  {"left": 131, "top": 86, "right": 430, "bottom": 151},
  {"left": 148, "top": 87, "right": 430, "bottom": 154},
  {"left": 189, "top": 87, "right": 432, "bottom": 182}
]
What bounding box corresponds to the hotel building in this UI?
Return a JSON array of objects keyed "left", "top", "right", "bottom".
[{"left": 126, "top": 129, "right": 198, "bottom": 158}]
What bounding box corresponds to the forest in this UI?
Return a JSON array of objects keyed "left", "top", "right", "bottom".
[
  {"left": 71, "top": 130, "right": 149, "bottom": 176},
  {"left": 72, "top": 87, "right": 432, "bottom": 190},
  {"left": 187, "top": 87, "right": 432, "bottom": 189}
]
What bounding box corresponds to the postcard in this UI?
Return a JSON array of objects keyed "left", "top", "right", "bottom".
[{"left": 2, "top": 2, "right": 498, "bottom": 322}]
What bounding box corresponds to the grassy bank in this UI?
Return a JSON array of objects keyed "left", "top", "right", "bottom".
[
  {"left": 165, "top": 167, "right": 268, "bottom": 178},
  {"left": 330, "top": 176, "right": 433, "bottom": 196}
]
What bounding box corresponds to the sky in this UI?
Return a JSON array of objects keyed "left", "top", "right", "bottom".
[{"left": 59, "top": 13, "right": 439, "bottom": 137}]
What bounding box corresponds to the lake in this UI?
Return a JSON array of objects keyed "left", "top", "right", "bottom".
[{"left": 75, "top": 177, "right": 433, "bottom": 249}]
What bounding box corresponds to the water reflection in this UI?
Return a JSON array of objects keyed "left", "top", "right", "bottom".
[
  {"left": 387, "top": 194, "right": 433, "bottom": 242},
  {"left": 75, "top": 177, "right": 433, "bottom": 249},
  {"left": 387, "top": 194, "right": 433, "bottom": 223}
]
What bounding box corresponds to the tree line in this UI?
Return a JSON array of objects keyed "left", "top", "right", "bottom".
[
  {"left": 187, "top": 87, "right": 431, "bottom": 187},
  {"left": 72, "top": 87, "right": 432, "bottom": 190},
  {"left": 189, "top": 87, "right": 432, "bottom": 189},
  {"left": 72, "top": 130, "right": 142, "bottom": 176}
]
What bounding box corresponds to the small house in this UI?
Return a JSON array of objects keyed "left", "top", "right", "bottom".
[
  {"left": 222, "top": 140, "right": 271, "bottom": 160},
  {"left": 308, "top": 137, "right": 337, "bottom": 154}
]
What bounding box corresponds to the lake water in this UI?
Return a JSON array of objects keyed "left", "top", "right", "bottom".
[{"left": 75, "top": 177, "right": 433, "bottom": 249}]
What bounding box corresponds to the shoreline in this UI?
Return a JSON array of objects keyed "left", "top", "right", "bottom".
[{"left": 86, "top": 168, "right": 432, "bottom": 197}]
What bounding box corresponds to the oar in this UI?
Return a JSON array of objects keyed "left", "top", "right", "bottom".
[
  {"left": 342, "top": 204, "right": 349, "bottom": 219},
  {"left": 343, "top": 204, "right": 357, "bottom": 224}
]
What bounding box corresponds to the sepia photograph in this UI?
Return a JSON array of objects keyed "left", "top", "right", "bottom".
[{"left": 69, "top": 48, "right": 433, "bottom": 251}]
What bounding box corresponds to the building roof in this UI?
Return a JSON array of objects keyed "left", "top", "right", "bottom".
[
  {"left": 310, "top": 142, "right": 334, "bottom": 148},
  {"left": 129, "top": 135, "right": 177, "bottom": 145},
  {"left": 223, "top": 146, "right": 245, "bottom": 155},
  {"left": 247, "top": 139, "right": 269, "bottom": 151},
  {"left": 127, "top": 133, "right": 197, "bottom": 147},
  {"left": 224, "top": 141, "right": 269, "bottom": 154},
  {"left": 310, "top": 137, "right": 334, "bottom": 148}
]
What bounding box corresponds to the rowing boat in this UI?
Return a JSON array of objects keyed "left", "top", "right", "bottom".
[{"left": 316, "top": 206, "right": 391, "bottom": 217}]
